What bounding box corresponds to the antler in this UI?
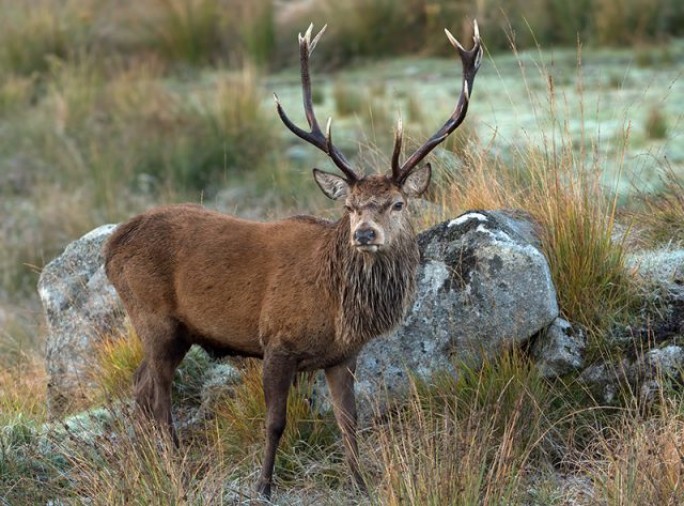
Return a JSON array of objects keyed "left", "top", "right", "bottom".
[
  {"left": 274, "top": 24, "right": 359, "bottom": 183},
  {"left": 391, "top": 20, "right": 483, "bottom": 183}
]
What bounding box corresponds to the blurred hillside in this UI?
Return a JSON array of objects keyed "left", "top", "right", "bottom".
[{"left": 1, "top": 0, "right": 683, "bottom": 75}]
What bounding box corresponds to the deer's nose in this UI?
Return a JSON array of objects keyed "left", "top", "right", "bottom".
[{"left": 354, "top": 227, "right": 376, "bottom": 245}]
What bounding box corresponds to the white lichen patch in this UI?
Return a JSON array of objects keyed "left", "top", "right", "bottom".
[
  {"left": 419, "top": 260, "right": 450, "bottom": 296},
  {"left": 475, "top": 224, "right": 514, "bottom": 244},
  {"left": 448, "top": 212, "right": 488, "bottom": 228}
]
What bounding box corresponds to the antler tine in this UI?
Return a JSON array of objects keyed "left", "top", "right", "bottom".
[
  {"left": 394, "top": 20, "right": 483, "bottom": 183},
  {"left": 275, "top": 24, "right": 359, "bottom": 182},
  {"left": 391, "top": 117, "right": 403, "bottom": 181}
]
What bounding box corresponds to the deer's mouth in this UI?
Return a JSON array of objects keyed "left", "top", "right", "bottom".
[{"left": 355, "top": 244, "right": 380, "bottom": 253}]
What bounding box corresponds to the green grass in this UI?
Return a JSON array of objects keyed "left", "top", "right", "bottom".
[
  {"left": 644, "top": 106, "right": 669, "bottom": 140},
  {"left": 333, "top": 81, "right": 365, "bottom": 117}
]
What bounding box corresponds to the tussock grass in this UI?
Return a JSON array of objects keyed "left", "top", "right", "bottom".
[
  {"left": 594, "top": 0, "right": 679, "bottom": 47},
  {"left": 0, "top": 62, "right": 276, "bottom": 296},
  {"left": 94, "top": 324, "right": 144, "bottom": 399},
  {"left": 377, "top": 399, "right": 520, "bottom": 505},
  {"left": 0, "top": 0, "right": 681, "bottom": 79},
  {"left": 38, "top": 58, "right": 275, "bottom": 193},
  {"left": 45, "top": 406, "right": 242, "bottom": 505},
  {"left": 0, "top": 0, "right": 91, "bottom": 75},
  {"left": 278, "top": 0, "right": 684, "bottom": 68},
  {"left": 438, "top": 44, "right": 638, "bottom": 348},
  {"left": 136, "top": 0, "right": 226, "bottom": 67},
  {"left": 133, "top": 0, "right": 275, "bottom": 68},
  {"left": 371, "top": 351, "right": 571, "bottom": 505},
  {"left": 93, "top": 325, "right": 212, "bottom": 405},
  {"left": 3, "top": 343, "right": 683, "bottom": 503}
]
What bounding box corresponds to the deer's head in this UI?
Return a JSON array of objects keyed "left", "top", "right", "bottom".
[
  {"left": 275, "top": 23, "right": 483, "bottom": 253},
  {"left": 311, "top": 168, "right": 428, "bottom": 252}
]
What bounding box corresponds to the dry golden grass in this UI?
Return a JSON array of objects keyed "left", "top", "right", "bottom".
[
  {"left": 93, "top": 323, "right": 144, "bottom": 399},
  {"left": 208, "top": 361, "right": 342, "bottom": 488},
  {"left": 432, "top": 43, "right": 639, "bottom": 348},
  {"left": 369, "top": 351, "right": 567, "bottom": 505},
  {"left": 0, "top": 356, "right": 47, "bottom": 425},
  {"left": 583, "top": 402, "right": 684, "bottom": 504}
]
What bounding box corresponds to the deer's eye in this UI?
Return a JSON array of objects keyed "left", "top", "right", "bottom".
[
  {"left": 344, "top": 205, "right": 354, "bottom": 213},
  {"left": 392, "top": 201, "right": 405, "bottom": 211}
]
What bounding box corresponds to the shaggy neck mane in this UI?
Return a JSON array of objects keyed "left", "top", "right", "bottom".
[{"left": 321, "top": 216, "right": 420, "bottom": 349}]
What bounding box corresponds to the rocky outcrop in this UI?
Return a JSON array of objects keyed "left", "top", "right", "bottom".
[
  {"left": 576, "top": 248, "right": 684, "bottom": 404},
  {"left": 38, "top": 225, "right": 124, "bottom": 418}
]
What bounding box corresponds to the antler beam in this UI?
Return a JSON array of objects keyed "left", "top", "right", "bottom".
[
  {"left": 391, "top": 20, "right": 483, "bottom": 183},
  {"left": 274, "top": 25, "right": 359, "bottom": 182}
]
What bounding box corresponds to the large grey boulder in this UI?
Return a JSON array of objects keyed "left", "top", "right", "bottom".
[
  {"left": 38, "top": 224, "right": 124, "bottom": 418},
  {"left": 355, "top": 210, "right": 560, "bottom": 414}
]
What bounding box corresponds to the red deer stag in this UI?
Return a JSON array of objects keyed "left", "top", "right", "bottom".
[{"left": 104, "top": 21, "right": 482, "bottom": 499}]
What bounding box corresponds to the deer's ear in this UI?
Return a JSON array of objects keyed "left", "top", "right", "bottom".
[
  {"left": 402, "top": 163, "right": 431, "bottom": 197},
  {"left": 313, "top": 168, "right": 350, "bottom": 200}
]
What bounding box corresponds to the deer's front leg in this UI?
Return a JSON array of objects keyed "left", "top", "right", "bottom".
[
  {"left": 256, "top": 351, "right": 297, "bottom": 499},
  {"left": 325, "top": 355, "right": 367, "bottom": 493}
]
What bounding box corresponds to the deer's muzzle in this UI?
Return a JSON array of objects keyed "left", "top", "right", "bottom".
[{"left": 354, "top": 227, "right": 376, "bottom": 245}]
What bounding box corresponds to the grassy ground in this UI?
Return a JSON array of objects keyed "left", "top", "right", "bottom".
[{"left": 1, "top": 1, "right": 684, "bottom": 502}]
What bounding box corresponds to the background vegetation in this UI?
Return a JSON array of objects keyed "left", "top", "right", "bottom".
[{"left": 1, "top": 0, "right": 683, "bottom": 503}]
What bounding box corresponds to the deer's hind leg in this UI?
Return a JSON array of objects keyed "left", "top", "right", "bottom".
[{"left": 131, "top": 313, "right": 190, "bottom": 444}]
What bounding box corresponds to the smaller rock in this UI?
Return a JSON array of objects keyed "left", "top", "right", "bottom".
[
  {"left": 578, "top": 360, "right": 631, "bottom": 404},
  {"left": 198, "top": 362, "right": 243, "bottom": 414},
  {"left": 642, "top": 345, "right": 684, "bottom": 380},
  {"left": 579, "top": 345, "right": 684, "bottom": 404},
  {"left": 628, "top": 248, "right": 684, "bottom": 300},
  {"left": 531, "top": 318, "right": 585, "bottom": 378}
]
